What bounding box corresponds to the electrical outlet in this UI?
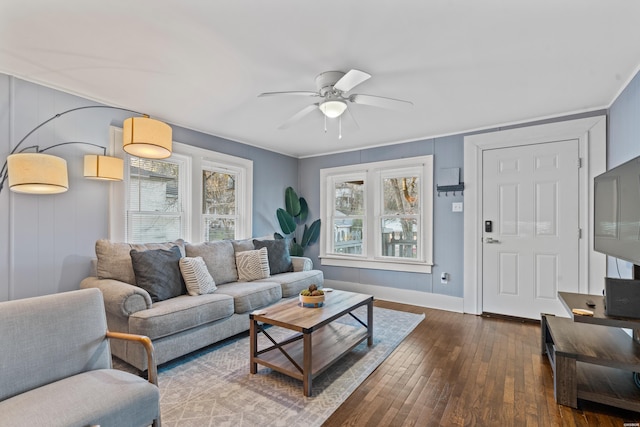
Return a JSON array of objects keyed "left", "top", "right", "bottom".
[
  {"left": 452, "top": 202, "right": 463, "bottom": 212},
  {"left": 440, "top": 272, "right": 448, "bottom": 284}
]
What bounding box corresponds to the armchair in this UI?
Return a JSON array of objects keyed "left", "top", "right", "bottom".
[{"left": 0, "top": 288, "right": 161, "bottom": 427}]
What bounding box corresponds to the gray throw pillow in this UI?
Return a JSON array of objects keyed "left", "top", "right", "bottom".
[
  {"left": 253, "top": 239, "right": 293, "bottom": 274},
  {"left": 130, "top": 246, "right": 186, "bottom": 302}
]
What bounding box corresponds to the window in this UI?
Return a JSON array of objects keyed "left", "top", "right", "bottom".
[
  {"left": 127, "top": 155, "right": 188, "bottom": 243},
  {"left": 320, "top": 156, "right": 433, "bottom": 273},
  {"left": 201, "top": 162, "right": 243, "bottom": 241},
  {"left": 109, "top": 127, "right": 252, "bottom": 243}
]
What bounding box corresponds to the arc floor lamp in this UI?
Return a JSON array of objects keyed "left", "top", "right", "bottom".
[{"left": 0, "top": 105, "right": 172, "bottom": 195}]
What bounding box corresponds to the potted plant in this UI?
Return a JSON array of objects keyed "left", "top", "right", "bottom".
[{"left": 275, "top": 186, "right": 321, "bottom": 256}]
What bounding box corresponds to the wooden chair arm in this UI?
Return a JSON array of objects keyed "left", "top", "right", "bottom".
[{"left": 106, "top": 331, "right": 158, "bottom": 386}]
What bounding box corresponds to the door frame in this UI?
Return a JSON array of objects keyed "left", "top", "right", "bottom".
[{"left": 463, "top": 116, "right": 607, "bottom": 315}]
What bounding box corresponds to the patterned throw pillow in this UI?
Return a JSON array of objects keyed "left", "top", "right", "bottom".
[
  {"left": 235, "top": 247, "right": 270, "bottom": 282},
  {"left": 179, "top": 256, "right": 217, "bottom": 296}
]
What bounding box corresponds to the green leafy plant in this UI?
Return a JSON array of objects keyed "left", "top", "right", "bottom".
[{"left": 275, "top": 186, "right": 321, "bottom": 256}]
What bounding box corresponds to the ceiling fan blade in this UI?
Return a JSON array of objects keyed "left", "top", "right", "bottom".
[
  {"left": 278, "top": 104, "right": 318, "bottom": 129},
  {"left": 259, "top": 91, "right": 319, "bottom": 98},
  {"left": 334, "top": 69, "right": 371, "bottom": 93},
  {"left": 350, "top": 94, "right": 414, "bottom": 111}
]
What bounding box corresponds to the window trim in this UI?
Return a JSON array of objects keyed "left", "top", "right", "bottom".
[
  {"left": 109, "top": 126, "right": 253, "bottom": 243},
  {"left": 319, "top": 155, "right": 433, "bottom": 273}
]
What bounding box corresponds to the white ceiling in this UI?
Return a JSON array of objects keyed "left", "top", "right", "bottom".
[{"left": 2, "top": 1, "right": 640, "bottom": 158}]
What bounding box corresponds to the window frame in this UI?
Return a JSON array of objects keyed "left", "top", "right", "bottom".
[
  {"left": 109, "top": 126, "right": 252, "bottom": 243},
  {"left": 320, "top": 155, "right": 433, "bottom": 273}
]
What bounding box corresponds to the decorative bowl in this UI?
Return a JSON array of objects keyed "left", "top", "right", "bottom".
[{"left": 299, "top": 294, "right": 325, "bottom": 308}]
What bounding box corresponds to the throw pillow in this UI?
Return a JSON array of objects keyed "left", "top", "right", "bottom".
[
  {"left": 253, "top": 239, "right": 293, "bottom": 274},
  {"left": 130, "top": 245, "right": 186, "bottom": 302},
  {"left": 179, "top": 256, "right": 217, "bottom": 296},
  {"left": 235, "top": 247, "right": 270, "bottom": 281}
]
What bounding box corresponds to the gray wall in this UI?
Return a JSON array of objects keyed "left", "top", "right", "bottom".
[
  {"left": 606, "top": 68, "right": 640, "bottom": 278},
  {"left": 0, "top": 75, "right": 297, "bottom": 301},
  {"left": 299, "top": 135, "right": 466, "bottom": 298},
  {"left": 609, "top": 70, "right": 640, "bottom": 168}
]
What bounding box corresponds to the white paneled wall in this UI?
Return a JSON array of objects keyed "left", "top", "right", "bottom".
[{"left": 2, "top": 77, "right": 125, "bottom": 300}]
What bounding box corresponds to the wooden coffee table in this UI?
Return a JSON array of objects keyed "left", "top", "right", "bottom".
[{"left": 249, "top": 290, "right": 374, "bottom": 396}]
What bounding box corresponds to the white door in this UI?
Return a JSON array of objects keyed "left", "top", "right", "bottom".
[{"left": 482, "top": 140, "right": 580, "bottom": 319}]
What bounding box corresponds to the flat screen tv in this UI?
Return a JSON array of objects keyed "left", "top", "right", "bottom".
[{"left": 594, "top": 154, "right": 640, "bottom": 266}]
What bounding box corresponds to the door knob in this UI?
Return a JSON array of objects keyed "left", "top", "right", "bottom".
[{"left": 485, "top": 237, "right": 500, "bottom": 244}]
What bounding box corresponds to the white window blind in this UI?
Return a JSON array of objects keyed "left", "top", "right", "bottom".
[{"left": 126, "top": 156, "right": 187, "bottom": 243}]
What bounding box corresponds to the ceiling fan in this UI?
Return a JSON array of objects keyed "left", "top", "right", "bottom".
[{"left": 258, "top": 69, "right": 413, "bottom": 135}]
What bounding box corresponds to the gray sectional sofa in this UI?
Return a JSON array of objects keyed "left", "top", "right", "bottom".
[{"left": 81, "top": 238, "right": 323, "bottom": 371}]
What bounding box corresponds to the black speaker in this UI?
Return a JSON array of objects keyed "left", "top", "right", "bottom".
[{"left": 604, "top": 277, "right": 640, "bottom": 319}]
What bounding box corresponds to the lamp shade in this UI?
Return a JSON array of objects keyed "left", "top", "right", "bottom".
[
  {"left": 319, "top": 100, "right": 347, "bottom": 118},
  {"left": 122, "top": 117, "right": 172, "bottom": 159},
  {"left": 84, "top": 155, "right": 124, "bottom": 181},
  {"left": 7, "top": 153, "right": 69, "bottom": 194}
]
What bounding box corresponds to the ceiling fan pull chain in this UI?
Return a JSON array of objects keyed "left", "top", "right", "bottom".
[
  {"left": 339, "top": 116, "right": 342, "bottom": 139},
  {"left": 324, "top": 114, "right": 327, "bottom": 133}
]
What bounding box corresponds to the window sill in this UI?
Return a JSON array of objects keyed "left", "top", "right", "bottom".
[{"left": 320, "top": 256, "right": 432, "bottom": 273}]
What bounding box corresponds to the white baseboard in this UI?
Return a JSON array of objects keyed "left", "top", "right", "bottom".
[{"left": 324, "top": 279, "right": 464, "bottom": 313}]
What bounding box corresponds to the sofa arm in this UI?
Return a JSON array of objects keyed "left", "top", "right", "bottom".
[
  {"left": 80, "top": 277, "right": 152, "bottom": 318},
  {"left": 291, "top": 256, "right": 313, "bottom": 272}
]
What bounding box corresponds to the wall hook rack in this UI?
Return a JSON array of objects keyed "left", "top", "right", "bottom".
[{"left": 436, "top": 183, "right": 464, "bottom": 197}]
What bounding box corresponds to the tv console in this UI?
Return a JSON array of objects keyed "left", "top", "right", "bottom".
[{"left": 541, "top": 291, "right": 640, "bottom": 412}]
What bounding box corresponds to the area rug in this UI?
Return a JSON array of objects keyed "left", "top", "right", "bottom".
[{"left": 115, "top": 306, "right": 424, "bottom": 427}]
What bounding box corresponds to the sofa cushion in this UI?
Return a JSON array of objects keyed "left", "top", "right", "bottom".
[
  {"left": 128, "top": 293, "right": 234, "bottom": 340},
  {"left": 231, "top": 238, "right": 254, "bottom": 253},
  {"left": 216, "top": 281, "right": 282, "bottom": 314},
  {"left": 185, "top": 240, "right": 238, "bottom": 285},
  {"left": 256, "top": 270, "right": 325, "bottom": 298},
  {"left": 253, "top": 239, "right": 293, "bottom": 274},
  {"left": 179, "top": 256, "right": 217, "bottom": 296},
  {"left": 236, "top": 248, "right": 270, "bottom": 281},
  {"left": 95, "top": 239, "right": 185, "bottom": 285},
  {"left": 130, "top": 246, "right": 186, "bottom": 302},
  {"left": 0, "top": 369, "right": 159, "bottom": 427}
]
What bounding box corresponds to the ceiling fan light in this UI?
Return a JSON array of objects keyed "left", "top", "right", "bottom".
[{"left": 319, "top": 100, "right": 347, "bottom": 118}]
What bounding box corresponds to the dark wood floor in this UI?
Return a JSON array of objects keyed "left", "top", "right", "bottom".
[{"left": 323, "top": 300, "right": 640, "bottom": 427}]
